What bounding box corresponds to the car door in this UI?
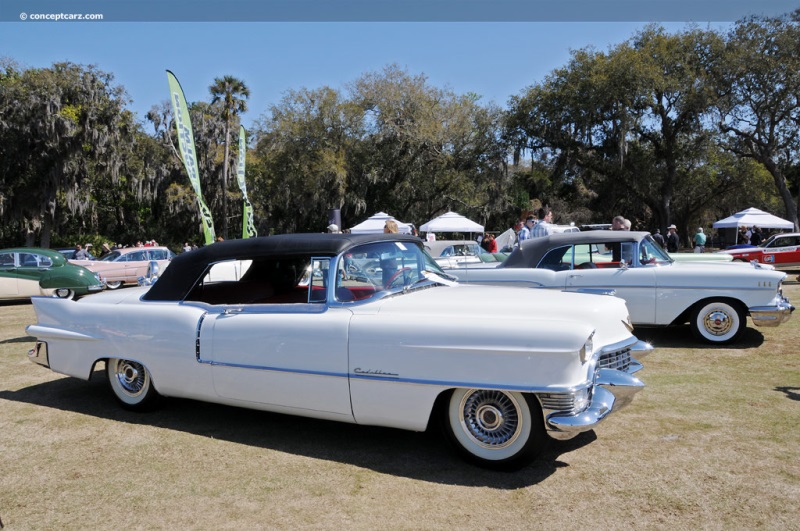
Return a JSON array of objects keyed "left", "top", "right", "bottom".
[
  {"left": 562, "top": 243, "right": 657, "bottom": 324},
  {"left": 761, "top": 236, "right": 800, "bottom": 266},
  {"left": 16, "top": 252, "right": 52, "bottom": 296},
  {"left": 197, "top": 257, "right": 354, "bottom": 419},
  {"left": 0, "top": 251, "right": 20, "bottom": 298}
]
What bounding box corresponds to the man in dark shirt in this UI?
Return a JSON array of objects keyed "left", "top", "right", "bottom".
[{"left": 666, "top": 225, "right": 680, "bottom": 253}]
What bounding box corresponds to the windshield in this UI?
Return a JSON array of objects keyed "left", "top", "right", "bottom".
[
  {"left": 640, "top": 235, "right": 673, "bottom": 264},
  {"left": 335, "top": 241, "right": 453, "bottom": 302}
]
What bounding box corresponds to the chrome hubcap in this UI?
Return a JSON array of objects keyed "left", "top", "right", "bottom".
[
  {"left": 703, "top": 309, "right": 733, "bottom": 336},
  {"left": 460, "top": 390, "right": 521, "bottom": 449},
  {"left": 115, "top": 360, "right": 146, "bottom": 395}
]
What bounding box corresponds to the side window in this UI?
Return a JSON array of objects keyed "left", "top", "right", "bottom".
[
  {"left": 0, "top": 252, "right": 16, "bottom": 267},
  {"left": 537, "top": 245, "right": 571, "bottom": 271},
  {"left": 19, "top": 253, "right": 39, "bottom": 267},
  {"left": 186, "top": 257, "right": 313, "bottom": 305}
]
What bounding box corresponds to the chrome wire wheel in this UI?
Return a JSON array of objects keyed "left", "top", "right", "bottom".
[
  {"left": 444, "top": 389, "right": 545, "bottom": 470},
  {"left": 107, "top": 358, "right": 160, "bottom": 411},
  {"left": 460, "top": 390, "right": 522, "bottom": 449}
]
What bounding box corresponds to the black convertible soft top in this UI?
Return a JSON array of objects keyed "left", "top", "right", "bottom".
[
  {"left": 143, "top": 233, "right": 423, "bottom": 301},
  {"left": 502, "top": 231, "right": 650, "bottom": 268}
]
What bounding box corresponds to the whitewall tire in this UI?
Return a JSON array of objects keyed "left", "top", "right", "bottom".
[
  {"left": 691, "top": 300, "right": 745, "bottom": 344},
  {"left": 443, "top": 388, "right": 546, "bottom": 471},
  {"left": 107, "top": 358, "right": 161, "bottom": 411}
]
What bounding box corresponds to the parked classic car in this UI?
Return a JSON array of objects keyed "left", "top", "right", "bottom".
[
  {"left": 56, "top": 247, "right": 96, "bottom": 261},
  {"left": 70, "top": 246, "right": 176, "bottom": 289},
  {"left": 448, "top": 231, "right": 793, "bottom": 344},
  {"left": 718, "top": 232, "right": 800, "bottom": 267},
  {"left": 424, "top": 240, "right": 507, "bottom": 268},
  {"left": 0, "top": 248, "right": 103, "bottom": 300},
  {"left": 26, "top": 233, "right": 651, "bottom": 470}
]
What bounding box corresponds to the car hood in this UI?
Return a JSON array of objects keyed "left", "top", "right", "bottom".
[{"left": 365, "top": 283, "right": 634, "bottom": 351}]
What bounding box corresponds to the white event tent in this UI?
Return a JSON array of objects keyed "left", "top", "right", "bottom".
[
  {"left": 712, "top": 207, "right": 795, "bottom": 245},
  {"left": 348, "top": 212, "right": 413, "bottom": 234},
  {"left": 712, "top": 207, "right": 794, "bottom": 230},
  {"left": 420, "top": 211, "right": 484, "bottom": 234}
]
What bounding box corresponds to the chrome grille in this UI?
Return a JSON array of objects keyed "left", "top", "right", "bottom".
[
  {"left": 598, "top": 346, "right": 631, "bottom": 371},
  {"left": 538, "top": 393, "right": 576, "bottom": 413}
]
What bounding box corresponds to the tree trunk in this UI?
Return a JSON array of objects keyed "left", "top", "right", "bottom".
[{"left": 763, "top": 157, "right": 799, "bottom": 231}]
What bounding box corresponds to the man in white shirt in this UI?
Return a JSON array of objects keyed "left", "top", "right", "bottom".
[{"left": 518, "top": 216, "right": 536, "bottom": 243}]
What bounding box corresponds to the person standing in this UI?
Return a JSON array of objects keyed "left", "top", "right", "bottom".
[
  {"left": 486, "top": 233, "right": 498, "bottom": 253},
  {"left": 667, "top": 224, "right": 680, "bottom": 253},
  {"left": 652, "top": 229, "right": 665, "bottom": 248},
  {"left": 693, "top": 227, "right": 707, "bottom": 253},
  {"left": 611, "top": 216, "right": 626, "bottom": 230},
  {"left": 74, "top": 244, "right": 89, "bottom": 260},
  {"left": 518, "top": 216, "right": 536, "bottom": 243},
  {"left": 383, "top": 220, "right": 398, "bottom": 234},
  {"left": 750, "top": 226, "right": 763, "bottom": 246},
  {"left": 531, "top": 208, "right": 554, "bottom": 238}
]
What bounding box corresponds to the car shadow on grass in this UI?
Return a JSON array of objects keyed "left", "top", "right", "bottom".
[
  {"left": 0, "top": 368, "right": 596, "bottom": 487},
  {"left": 632, "top": 324, "right": 765, "bottom": 349},
  {"left": 0, "top": 335, "right": 36, "bottom": 345}
]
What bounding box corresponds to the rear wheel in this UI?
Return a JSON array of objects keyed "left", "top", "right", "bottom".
[
  {"left": 443, "top": 389, "right": 546, "bottom": 471},
  {"left": 105, "top": 281, "right": 123, "bottom": 290},
  {"left": 107, "top": 358, "right": 161, "bottom": 411},
  {"left": 691, "top": 300, "right": 745, "bottom": 344}
]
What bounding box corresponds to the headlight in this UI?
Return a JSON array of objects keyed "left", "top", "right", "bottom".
[{"left": 580, "top": 330, "right": 595, "bottom": 363}]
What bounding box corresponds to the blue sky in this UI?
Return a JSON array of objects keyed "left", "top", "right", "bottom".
[
  {"left": 2, "top": 0, "right": 793, "bottom": 130},
  {"left": 0, "top": 22, "right": 690, "bottom": 129}
]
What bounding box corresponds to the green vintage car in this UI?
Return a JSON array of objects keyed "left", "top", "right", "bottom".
[{"left": 0, "top": 248, "right": 104, "bottom": 301}]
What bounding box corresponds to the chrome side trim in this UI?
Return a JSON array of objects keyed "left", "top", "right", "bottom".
[
  {"left": 195, "top": 311, "right": 207, "bottom": 361},
  {"left": 573, "top": 288, "right": 617, "bottom": 297}
]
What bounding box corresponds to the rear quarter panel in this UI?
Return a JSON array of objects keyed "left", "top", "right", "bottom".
[{"left": 28, "top": 296, "right": 212, "bottom": 398}]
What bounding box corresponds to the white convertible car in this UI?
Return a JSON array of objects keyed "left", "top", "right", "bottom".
[
  {"left": 26, "top": 233, "right": 651, "bottom": 470},
  {"left": 448, "top": 231, "right": 793, "bottom": 344}
]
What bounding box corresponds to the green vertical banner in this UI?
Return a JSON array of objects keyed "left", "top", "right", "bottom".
[
  {"left": 236, "top": 125, "right": 257, "bottom": 238},
  {"left": 166, "top": 70, "right": 216, "bottom": 245}
]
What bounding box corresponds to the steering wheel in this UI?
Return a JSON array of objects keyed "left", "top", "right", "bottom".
[{"left": 385, "top": 267, "right": 412, "bottom": 289}]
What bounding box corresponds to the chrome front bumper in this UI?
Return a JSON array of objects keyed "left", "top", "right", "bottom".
[
  {"left": 546, "top": 369, "right": 644, "bottom": 439},
  {"left": 543, "top": 339, "right": 651, "bottom": 440},
  {"left": 750, "top": 296, "right": 794, "bottom": 327}
]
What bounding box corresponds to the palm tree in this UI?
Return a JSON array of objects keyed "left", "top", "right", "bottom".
[{"left": 209, "top": 76, "right": 250, "bottom": 239}]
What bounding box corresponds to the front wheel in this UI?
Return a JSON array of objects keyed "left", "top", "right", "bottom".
[
  {"left": 443, "top": 389, "right": 546, "bottom": 471},
  {"left": 105, "top": 281, "right": 123, "bottom": 290},
  {"left": 107, "top": 358, "right": 161, "bottom": 411},
  {"left": 691, "top": 300, "right": 745, "bottom": 344}
]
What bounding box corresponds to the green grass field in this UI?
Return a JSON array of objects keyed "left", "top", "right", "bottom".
[{"left": 1, "top": 279, "right": 798, "bottom": 529}]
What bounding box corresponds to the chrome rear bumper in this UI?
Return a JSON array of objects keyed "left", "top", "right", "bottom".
[{"left": 27, "top": 341, "right": 50, "bottom": 368}]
